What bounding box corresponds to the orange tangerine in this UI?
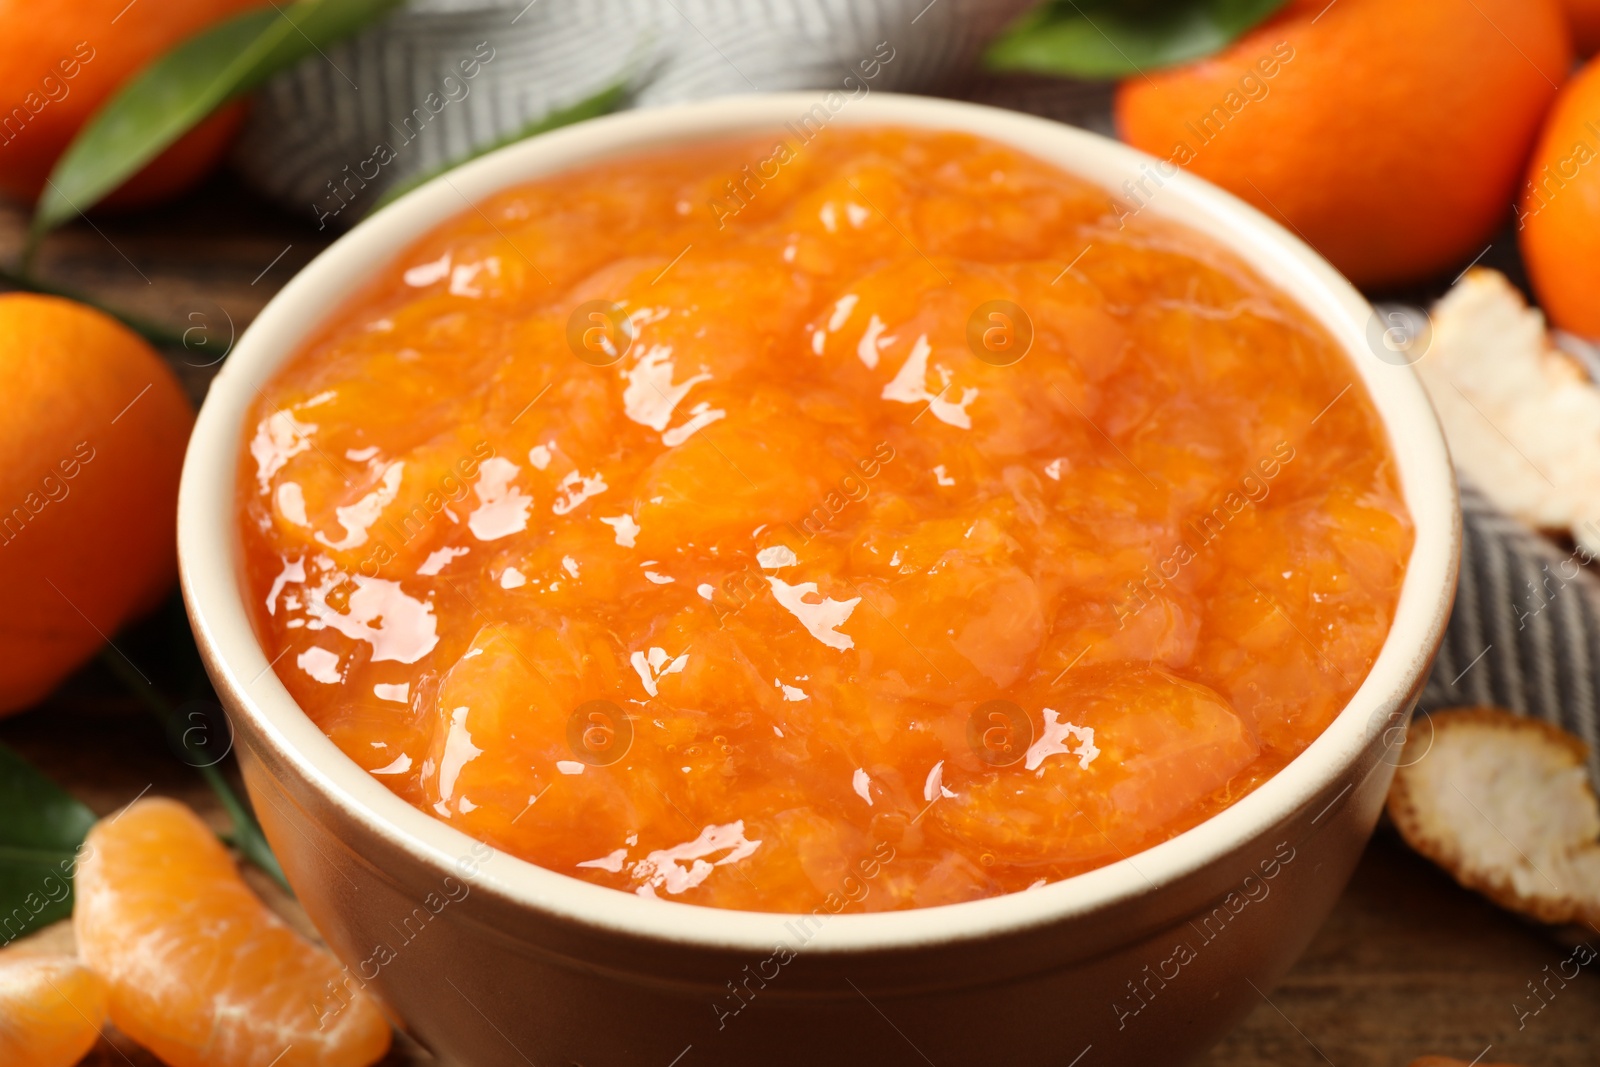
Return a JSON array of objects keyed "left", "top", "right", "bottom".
[
  {"left": 1115, "top": 0, "right": 1572, "bottom": 288},
  {"left": 1519, "top": 53, "right": 1600, "bottom": 337},
  {"left": 0, "top": 294, "right": 194, "bottom": 714},
  {"left": 0, "top": 0, "right": 274, "bottom": 208}
]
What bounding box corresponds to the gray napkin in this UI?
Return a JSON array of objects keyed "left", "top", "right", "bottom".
[
  {"left": 234, "top": 0, "right": 1039, "bottom": 224},
  {"left": 1424, "top": 481, "right": 1600, "bottom": 780}
]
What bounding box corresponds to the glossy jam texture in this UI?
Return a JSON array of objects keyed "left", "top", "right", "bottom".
[{"left": 239, "top": 127, "right": 1412, "bottom": 913}]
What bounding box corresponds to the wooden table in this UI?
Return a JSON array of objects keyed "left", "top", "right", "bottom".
[{"left": 3, "top": 173, "right": 1595, "bottom": 1067}]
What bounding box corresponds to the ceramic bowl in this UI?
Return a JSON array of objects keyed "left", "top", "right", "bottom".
[{"left": 178, "top": 92, "right": 1460, "bottom": 1066}]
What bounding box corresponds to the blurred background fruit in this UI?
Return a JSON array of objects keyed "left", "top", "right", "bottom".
[
  {"left": 0, "top": 294, "right": 193, "bottom": 714},
  {"left": 1561, "top": 0, "right": 1600, "bottom": 54},
  {"left": 1114, "top": 0, "right": 1572, "bottom": 288},
  {"left": 1519, "top": 54, "right": 1600, "bottom": 337},
  {"left": 0, "top": 951, "right": 108, "bottom": 1067},
  {"left": 0, "top": 0, "right": 271, "bottom": 209}
]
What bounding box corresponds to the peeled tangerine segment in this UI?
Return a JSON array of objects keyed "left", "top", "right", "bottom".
[
  {"left": 73, "top": 798, "right": 391, "bottom": 1067},
  {"left": 424, "top": 619, "right": 643, "bottom": 867},
  {"left": 0, "top": 952, "right": 107, "bottom": 1067},
  {"left": 937, "top": 666, "right": 1260, "bottom": 868}
]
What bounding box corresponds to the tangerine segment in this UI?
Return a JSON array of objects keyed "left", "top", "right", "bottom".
[
  {"left": 936, "top": 666, "right": 1259, "bottom": 870},
  {"left": 73, "top": 798, "right": 391, "bottom": 1067},
  {"left": 0, "top": 952, "right": 107, "bottom": 1067},
  {"left": 240, "top": 126, "right": 1411, "bottom": 912}
]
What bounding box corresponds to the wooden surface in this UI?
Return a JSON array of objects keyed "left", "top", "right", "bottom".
[{"left": 3, "top": 172, "right": 1597, "bottom": 1067}]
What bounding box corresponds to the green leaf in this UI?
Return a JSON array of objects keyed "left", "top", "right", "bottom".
[
  {"left": 29, "top": 0, "right": 404, "bottom": 250},
  {"left": 0, "top": 742, "right": 95, "bottom": 946},
  {"left": 984, "top": 0, "right": 1291, "bottom": 80},
  {"left": 99, "top": 650, "right": 290, "bottom": 894},
  {"left": 369, "top": 81, "right": 634, "bottom": 214}
]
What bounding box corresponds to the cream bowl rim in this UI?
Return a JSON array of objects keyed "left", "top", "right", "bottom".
[{"left": 177, "top": 90, "right": 1459, "bottom": 955}]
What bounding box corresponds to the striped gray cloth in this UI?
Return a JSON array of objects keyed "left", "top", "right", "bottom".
[
  {"left": 1424, "top": 480, "right": 1600, "bottom": 781},
  {"left": 236, "top": 2, "right": 1600, "bottom": 777},
  {"left": 234, "top": 0, "right": 1043, "bottom": 225}
]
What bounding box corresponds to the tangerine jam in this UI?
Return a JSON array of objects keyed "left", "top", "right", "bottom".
[{"left": 239, "top": 127, "right": 1411, "bottom": 913}]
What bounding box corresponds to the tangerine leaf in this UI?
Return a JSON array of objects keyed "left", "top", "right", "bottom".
[
  {"left": 0, "top": 741, "right": 95, "bottom": 946},
  {"left": 984, "top": 0, "right": 1291, "bottom": 80},
  {"left": 96, "top": 650, "right": 290, "bottom": 894},
  {"left": 30, "top": 0, "right": 403, "bottom": 247}
]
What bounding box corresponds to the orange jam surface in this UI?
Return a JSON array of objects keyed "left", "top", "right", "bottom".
[{"left": 240, "top": 127, "right": 1411, "bottom": 913}]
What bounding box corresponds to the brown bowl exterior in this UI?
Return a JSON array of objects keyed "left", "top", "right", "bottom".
[{"left": 214, "top": 665, "right": 1425, "bottom": 1066}]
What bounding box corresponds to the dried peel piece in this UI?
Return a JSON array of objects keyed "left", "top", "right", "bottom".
[
  {"left": 1419, "top": 268, "right": 1600, "bottom": 555},
  {"left": 1388, "top": 707, "right": 1600, "bottom": 928}
]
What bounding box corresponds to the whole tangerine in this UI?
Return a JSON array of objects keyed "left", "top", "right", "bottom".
[
  {"left": 0, "top": 0, "right": 273, "bottom": 208},
  {"left": 0, "top": 294, "right": 193, "bottom": 714},
  {"left": 1114, "top": 0, "right": 1572, "bottom": 288},
  {"left": 1519, "top": 54, "right": 1600, "bottom": 337}
]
